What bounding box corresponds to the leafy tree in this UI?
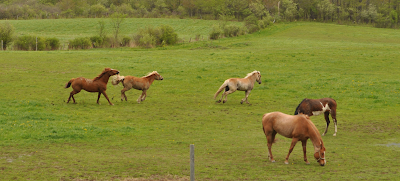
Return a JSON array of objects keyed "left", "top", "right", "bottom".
[
  {"left": 110, "top": 12, "right": 126, "bottom": 46},
  {"left": 90, "top": 4, "right": 107, "bottom": 17},
  {"left": 281, "top": 0, "right": 297, "bottom": 21},
  {"left": 0, "top": 21, "right": 14, "bottom": 50}
]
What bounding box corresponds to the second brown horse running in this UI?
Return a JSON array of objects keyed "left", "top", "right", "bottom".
[{"left": 112, "top": 71, "right": 163, "bottom": 103}]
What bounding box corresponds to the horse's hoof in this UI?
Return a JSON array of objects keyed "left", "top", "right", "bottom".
[
  {"left": 305, "top": 161, "right": 310, "bottom": 165},
  {"left": 333, "top": 133, "right": 336, "bottom": 136},
  {"left": 271, "top": 160, "right": 275, "bottom": 163},
  {"left": 284, "top": 161, "right": 289, "bottom": 165}
]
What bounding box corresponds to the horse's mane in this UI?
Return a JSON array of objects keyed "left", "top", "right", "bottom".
[
  {"left": 294, "top": 98, "right": 307, "bottom": 115},
  {"left": 143, "top": 71, "right": 159, "bottom": 78},
  {"left": 93, "top": 68, "right": 111, "bottom": 81},
  {"left": 244, "top": 70, "right": 260, "bottom": 78}
]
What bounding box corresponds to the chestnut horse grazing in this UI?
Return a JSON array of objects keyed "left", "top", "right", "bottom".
[
  {"left": 111, "top": 71, "right": 163, "bottom": 103},
  {"left": 65, "top": 68, "right": 120, "bottom": 105},
  {"left": 294, "top": 98, "right": 338, "bottom": 136},
  {"left": 262, "top": 112, "right": 326, "bottom": 166},
  {"left": 214, "top": 71, "right": 261, "bottom": 104}
]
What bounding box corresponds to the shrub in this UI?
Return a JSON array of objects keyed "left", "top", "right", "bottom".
[
  {"left": 122, "top": 36, "right": 131, "bottom": 46},
  {"left": 90, "top": 36, "right": 104, "bottom": 48},
  {"left": 45, "top": 37, "right": 60, "bottom": 50},
  {"left": 0, "top": 21, "right": 14, "bottom": 50},
  {"left": 133, "top": 25, "right": 178, "bottom": 48},
  {"left": 14, "top": 35, "right": 46, "bottom": 51},
  {"left": 209, "top": 24, "right": 222, "bottom": 40},
  {"left": 159, "top": 25, "right": 178, "bottom": 45},
  {"left": 244, "top": 15, "right": 260, "bottom": 33},
  {"left": 69, "top": 37, "right": 91, "bottom": 49},
  {"left": 223, "top": 24, "right": 241, "bottom": 37}
]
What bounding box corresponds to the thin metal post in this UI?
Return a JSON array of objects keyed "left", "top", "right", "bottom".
[{"left": 190, "top": 144, "right": 195, "bottom": 181}]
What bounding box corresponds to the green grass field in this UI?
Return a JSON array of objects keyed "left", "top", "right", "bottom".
[{"left": 1, "top": 20, "right": 400, "bottom": 180}]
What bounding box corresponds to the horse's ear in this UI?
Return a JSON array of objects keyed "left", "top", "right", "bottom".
[{"left": 104, "top": 68, "right": 111, "bottom": 71}]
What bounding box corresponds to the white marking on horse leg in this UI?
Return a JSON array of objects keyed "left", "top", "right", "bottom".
[{"left": 333, "top": 119, "right": 337, "bottom": 136}]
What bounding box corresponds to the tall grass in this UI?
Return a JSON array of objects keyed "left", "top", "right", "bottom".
[{"left": 0, "top": 21, "right": 399, "bottom": 180}]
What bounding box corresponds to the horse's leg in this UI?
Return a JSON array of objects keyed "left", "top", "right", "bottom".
[
  {"left": 331, "top": 109, "right": 338, "bottom": 136},
  {"left": 141, "top": 90, "right": 147, "bottom": 101},
  {"left": 100, "top": 91, "right": 114, "bottom": 105},
  {"left": 222, "top": 89, "right": 236, "bottom": 103},
  {"left": 67, "top": 89, "right": 80, "bottom": 104},
  {"left": 285, "top": 138, "right": 299, "bottom": 164},
  {"left": 137, "top": 91, "right": 145, "bottom": 103},
  {"left": 121, "top": 87, "right": 128, "bottom": 101},
  {"left": 241, "top": 90, "right": 251, "bottom": 104},
  {"left": 322, "top": 112, "right": 331, "bottom": 136},
  {"left": 266, "top": 131, "right": 277, "bottom": 163},
  {"left": 216, "top": 90, "right": 225, "bottom": 103},
  {"left": 302, "top": 140, "right": 310, "bottom": 165}
]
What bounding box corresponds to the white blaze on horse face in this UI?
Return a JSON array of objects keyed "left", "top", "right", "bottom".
[{"left": 312, "top": 102, "right": 330, "bottom": 116}]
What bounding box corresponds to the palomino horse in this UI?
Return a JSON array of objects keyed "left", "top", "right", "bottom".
[
  {"left": 214, "top": 70, "right": 261, "bottom": 104},
  {"left": 65, "top": 68, "right": 119, "bottom": 105},
  {"left": 294, "top": 98, "right": 338, "bottom": 136},
  {"left": 111, "top": 71, "right": 163, "bottom": 103},
  {"left": 262, "top": 112, "right": 326, "bottom": 166}
]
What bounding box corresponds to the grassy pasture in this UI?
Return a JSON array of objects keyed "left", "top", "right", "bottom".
[{"left": 1, "top": 21, "right": 400, "bottom": 180}]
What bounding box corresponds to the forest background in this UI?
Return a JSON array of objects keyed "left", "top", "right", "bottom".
[{"left": 1, "top": 0, "right": 399, "bottom": 29}]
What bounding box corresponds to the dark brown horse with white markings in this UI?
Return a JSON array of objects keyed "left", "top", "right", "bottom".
[
  {"left": 214, "top": 70, "right": 261, "bottom": 104},
  {"left": 262, "top": 112, "right": 326, "bottom": 166},
  {"left": 65, "top": 68, "right": 120, "bottom": 105},
  {"left": 111, "top": 71, "right": 163, "bottom": 103},
  {"left": 294, "top": 98, "right": 338, "bottom": 136}
]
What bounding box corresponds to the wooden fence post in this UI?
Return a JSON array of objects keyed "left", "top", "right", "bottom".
[
  {"left": 36, "top": 37, "right": 38, "bottom": 51},
  {"left": 1, "top": 40, "right": 3, "bottom": 51},
  {"left": 190, "top": 144, "right": 195, "bottom": 181}
]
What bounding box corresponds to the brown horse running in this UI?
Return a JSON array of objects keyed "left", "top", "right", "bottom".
[
  {"left": 111, "top": 71, "right": 163, "bottom": 103},
  {"left": 214, "top": 70, "right": 261, "bottom": 104},
  {"left": 294, "top": 98, "right": 338, "bottom": 136},
  {"left": 262, "top": 112, "right": 326, "bottom": 166},
  {"left": 65, "top": 68, "right": 120, "bottom": 105}
]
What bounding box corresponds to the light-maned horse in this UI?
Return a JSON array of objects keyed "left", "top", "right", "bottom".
[
  {"left": 65, "top": 68, "right": 120, "bottom": 105},
  {"left": 111, "top": 71, "right": 163, "bottom": 103},
  {"left": 214, "top": 71, "right": 261, "bottom": 104},
  {"left": 294, "top": 98, "right": 338, "bottom": 136},
  {"left": 262, "top": 112, "right": 326, "bottom": 166}
]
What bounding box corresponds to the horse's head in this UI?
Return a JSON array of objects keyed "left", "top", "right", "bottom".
[
  {"left": 154, "top": 72, "right": 163, "bottom": 80},
  {"left": 105, "top": 68, "right": 120, "bottom": 76},
  {"left": 255, "top": 71, "right": 261, "bottom": 84},
  {"left": 314, "top": 144, "right": 326, "bottom": 166}
]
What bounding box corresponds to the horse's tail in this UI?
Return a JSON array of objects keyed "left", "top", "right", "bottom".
[
  {"left": 214, "top": 80, "right": 229, "bottom": 99},
  {"left": 111, "top": 74, "right": 125, "bottom": 86},
  {"left": 65, "top": 78, "right": 75, "bottom": 88}
]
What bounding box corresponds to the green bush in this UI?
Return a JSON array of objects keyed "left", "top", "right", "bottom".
[
  {"left": 223, "top": 24, "right": 241, "bottom": 37},
  {"left": 69, "top": 37, "right": 91, "bottom": 49},
  {"left": 90, "top": 36, "right": 104, "bottom": 48},
  {"left": 0, "top": 22, "right": 14, "bottom": 50},
  {"left": 133, "top": 25, "right": 178, "bottom": 48},
  {"left": 159, "top": 25, "right": 178, "bottom": 45},
  {"left": 14, "top": 35, "right": 46, "bottom": 51},
  {"left": 245, "top": 15, "right": 260, "bottom": 33},
  {"left": 122, "top": 36, "right": 131, "bottom": 46},
  {"left": 209, "top": 24, "right": 222, "bottom": 40},
  {"left": 45, "top": 37, "right": 60, "bottom": 50}
]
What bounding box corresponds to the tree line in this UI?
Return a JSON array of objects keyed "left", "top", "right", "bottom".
[{"left": 0, "top": 0, "right": 399, "bottom": 28}]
